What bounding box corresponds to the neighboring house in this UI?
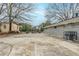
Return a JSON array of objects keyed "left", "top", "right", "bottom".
[
  {"left": 0, "top": 20, "right": 21, "bottom": 33},
  {"left": 43, "top": 17, "right": 79, "bottom": 40},
  {"left": 0, "top": 21, "right": 20, "bottom": 33}
]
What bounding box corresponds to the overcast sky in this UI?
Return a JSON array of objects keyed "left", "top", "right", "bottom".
[{"left": 31, "top": 3, "right": 48, "bottom": 26}]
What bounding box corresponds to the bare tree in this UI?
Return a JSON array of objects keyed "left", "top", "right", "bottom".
[
  {"left": 0, "top": 4, "right": 7, "bottom": 21},
  {"left": 0, "top": 3, "right": 34, "bottom": 32},
  {"left": 45, "top": 3, "right": 79, "bottom": 23},
  {"left": 0, "top": 4, "right": 7, "bottom": 32}
]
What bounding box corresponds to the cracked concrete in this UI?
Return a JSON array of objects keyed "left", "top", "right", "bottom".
[{"left": 0, "top": 33, "right": 79, "bottom": 56}]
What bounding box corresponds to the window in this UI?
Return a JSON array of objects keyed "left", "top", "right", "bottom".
[
  {"left": 0, "top": 24, "right": 1, "bottom": 32},
  {"left": 0, "top": 28, "right": 1, "bottom": 32},
  {"left": 75, "top": 13, "right": 78, "bottom": 17},
  {"left": 4, "top": 25, "right": 6, "bottom": 29},
  {"left": 54, "top": 26, "right": 57, "bottom": 29},
  {"left": 17, "top": 26, "right": 19, "bottom": 29}
]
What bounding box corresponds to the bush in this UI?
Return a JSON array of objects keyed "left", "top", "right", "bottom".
[{"left": 20, "top": 23, "right": 32, "bottom": 33}]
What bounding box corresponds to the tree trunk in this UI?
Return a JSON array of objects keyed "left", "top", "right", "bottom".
[
  {"left": 9, "top": 3, "right": 12, "bottom": 33},
  {"left": 9, "top": 20, "right": 12, "bottom": 32}
]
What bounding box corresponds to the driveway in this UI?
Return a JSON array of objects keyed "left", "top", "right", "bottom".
[{"left": 0, "top": 33, "right": 79, "bottom": 56}]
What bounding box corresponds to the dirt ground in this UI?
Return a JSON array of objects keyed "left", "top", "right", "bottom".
[{"left": 0, "top": 33, "right": 79, "bottom": 56}]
